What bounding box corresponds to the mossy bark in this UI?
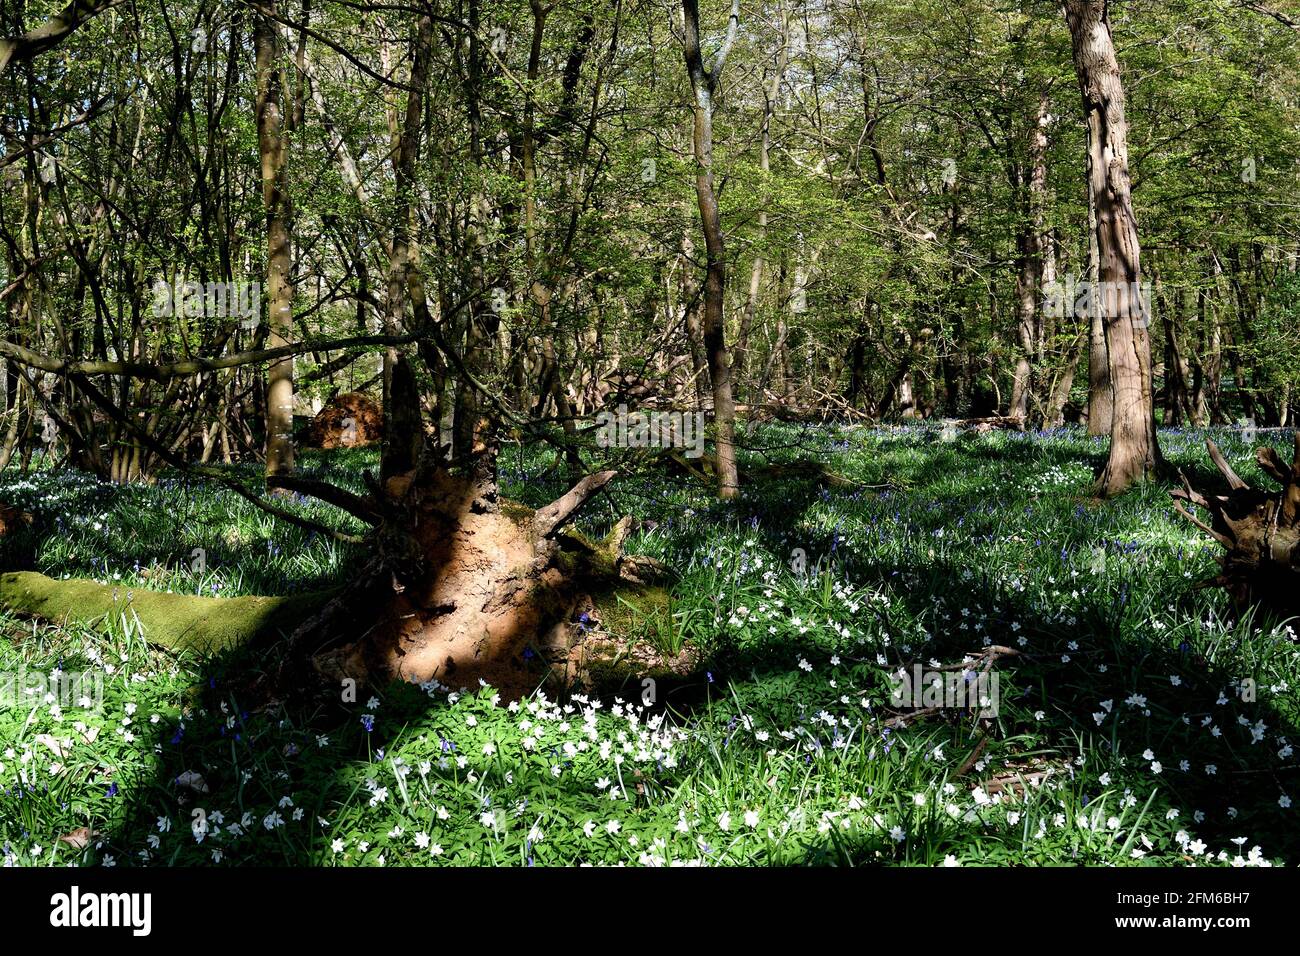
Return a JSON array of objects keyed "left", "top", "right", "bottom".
[{"left": 0, "top": 571, "right": 327, "bottom": 653}]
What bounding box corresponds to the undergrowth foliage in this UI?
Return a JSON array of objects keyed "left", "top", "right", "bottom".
[{"left": 0, "top": 425, "right": 1296, "bottom": 866}]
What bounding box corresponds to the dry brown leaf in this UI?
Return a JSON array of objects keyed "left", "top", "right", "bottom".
[{"left": 58, "top": 827, "right": 99, "bottom": 849}]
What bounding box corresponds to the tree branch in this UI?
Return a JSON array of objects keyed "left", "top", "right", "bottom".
[
  {"left": 534, "top": 470, "right": 617, "bottom": 538},
  {"left": 0, "top": 332, "right": 418, "bottom": 380},
  {"left": 710, "top": 0, "right": 740, "bottom": 88},
  {"left": 266, "top": 475, "right": 381, "bottom": 525},
  {"left": 0, "top": 0, "right": 124, "bottom": 75}
]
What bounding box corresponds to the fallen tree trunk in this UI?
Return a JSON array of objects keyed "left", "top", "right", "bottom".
[
  {"left": 0, "top": 570, "right": 326, "bottom": 653},
  {"left": 1172, "top": 432, "right": 1300, "bottom": 620},
  {"left": 6, "top": 351, "right": 668, "bottom": 700},
  {"left": 658, "top": 450, "right": 861, "bottom": 490},
  {"left": 940, "top": 414, "right": 1027, "bottom": 433}
]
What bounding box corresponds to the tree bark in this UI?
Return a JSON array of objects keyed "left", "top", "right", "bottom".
[
  {"left": 380, "top": 14, "right": 432, "bottom": 481},
  {"left": 1164, "top": 280, "right": 1195, "bottom": 426},
  {"left": 1064, "top": 0, "right": 1161, "bottom": 492},
  {"left": 255, "top": 2, "right": 295, "bottom": 484},
  {"left": 682, "top": 0, "right": 740, "bottom": 499},
  {"left": 1010, "top": 92, "right": 1052, "bottom": 422}
]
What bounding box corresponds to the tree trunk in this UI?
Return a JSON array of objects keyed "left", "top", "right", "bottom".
[
  {"left": 1009, "top": 232, "right": 1037, "bottom": 420},
  {"left": 380, "top": 14, "right": 433, "bottom": 482},
  {"left": 1064, "top": 0, "right": 1160, "bottom": 493},
  {"left": 735, "top": 5, "right": 791, "bottom": 395},
  {"left": 1163, "top": 280, "right": 1195, "bottom": 426},
  {"left": 1080, "top": 98, "right": 1108, "bottom": 437},
  {"left": 1193, "top": 253, "right": 1223, "bottom": 424},
  {"left": 680, "top": 239, "right": 710, "bottom": 410},
  {"left": 255, "top": 3, "right": 295, "bottom": 484},
  {"left": 683, "top": 0, "right": 740, "bottom": 499},
  {"left": 1009, "top": 91, "right": 1051, "bottom": 422}
]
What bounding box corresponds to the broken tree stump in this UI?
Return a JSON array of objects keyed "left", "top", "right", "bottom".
[
  {"left": 265, "top": 355, "right": 673, "bottom": 701},
  {"left": 274, "top": 453, "right": 668, "bottom": 700},
  {"left": 1172, "top": 432, "right": 1300, "bottom": 622}
]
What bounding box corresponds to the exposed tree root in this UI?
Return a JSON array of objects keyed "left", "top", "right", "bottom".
[
  {"left": 278, "top": 462, "right": 670, "bottom": 700},
  {"left": 304, "top": 391, "right": 383, "bottom": 449},
  {"left": 1172, "top": 432, "right": 1300, "bottom": 622}
]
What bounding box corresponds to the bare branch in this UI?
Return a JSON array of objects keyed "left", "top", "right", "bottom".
[
  {"left": 0, "top": 0, "right": 124, "bottom": 75},
  {"left": 710, "top": 0, "right": 741, "bottom": 88},
  {"left": 266, "top": 475, "right": 381, "bottom": 525},
  {"left": 0, "top": 332, "right": 418, "bottom": 381},
  {"left": 535, "top": 470, "right": 617, "bottom": 538}
]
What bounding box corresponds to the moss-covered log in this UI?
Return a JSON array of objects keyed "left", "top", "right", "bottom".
[{"left": 0, "top": 571, "right": 327, "bottom": 653}]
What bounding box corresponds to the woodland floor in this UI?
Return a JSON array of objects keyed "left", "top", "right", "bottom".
[{"left": 1, "top": 424, "right": 1298, "bottom": 866}]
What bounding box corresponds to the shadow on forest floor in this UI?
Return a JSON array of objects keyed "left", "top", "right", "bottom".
[{"left": 4, "top": 430, "right": 1297, "bottom": 865}]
